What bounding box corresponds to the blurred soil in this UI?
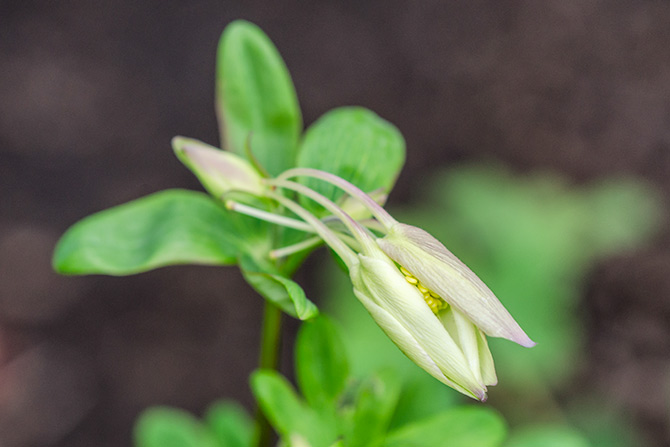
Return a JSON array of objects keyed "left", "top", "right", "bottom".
[{"left": 1, "top": 1, "right": 669, "bottom": 446}]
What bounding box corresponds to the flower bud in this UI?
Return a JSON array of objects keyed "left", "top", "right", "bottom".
[{"left": 172, "top": 136, "right": 265, "bottom": 198}]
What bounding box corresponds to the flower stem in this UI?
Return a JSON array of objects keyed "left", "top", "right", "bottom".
[
  {"left": 265, "top": 189, "right": 359, "bottom": 268},
  {"left": 255, "top": 301, "right": 282, "bottom": 447},
  {"left": 268, "top": 178, "right": 378, "bottom": 255},
  {"left": 226, "top": 200, "right": 315, "bottom": 233},
  {"left": 270, "top": 236, "right": 323, "bottom": 259},
  {"left": 277, "top": 168, "right": 398, "bottom": 230}
]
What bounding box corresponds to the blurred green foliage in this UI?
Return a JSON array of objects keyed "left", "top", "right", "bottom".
[
  {"left": 322, "top": 164, "right": 660, "bottom": 446},
  {"left": 134, "top": 402, "right": 256, "bottom": 447},
  {"left": 135, "top": 316, "right": 508, "bottom": 447}
]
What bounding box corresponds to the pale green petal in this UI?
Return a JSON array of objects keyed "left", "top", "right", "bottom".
[
  {"left": 477, "top": 330, "right": 498, "bottom": 386},
  {"left": 439, "top": 307, "right": 484, "bottom": 386},
  {"left": 351, "top": 254, "right": 488, "bottom": 400},
  {"left": 351, "top": 287, "right": 479, "bottom": 399},
  {"left": 378, "top": 223, "right": 535, "bottom": 348}
]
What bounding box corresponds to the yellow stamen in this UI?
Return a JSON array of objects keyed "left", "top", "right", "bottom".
[{"left": 398, "top": 264, "right": 449, "bottom": 315}]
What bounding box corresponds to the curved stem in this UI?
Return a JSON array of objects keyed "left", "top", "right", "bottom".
[
  {"left": 226, "top": 200, "right": 315, "bottom": 233},
  {"left": 268, "top": 179, "right": 378, "bottom": 255},
  {"left": 265, "top": 189, "right": 358, "bottom": 267},
  {"left": 270, "top": 236, "right": 322, "bottom": 259},
  {"left": 277, "top": 168, "right": 398, "bottom": 230}
]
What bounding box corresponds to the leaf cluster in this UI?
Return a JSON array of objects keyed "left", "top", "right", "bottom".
[
  {"left": 135, "top": 316, "right": 508, "bottom": 447},
  {"left": 52, "top": 20, "right": 405, "bottom": 321}
]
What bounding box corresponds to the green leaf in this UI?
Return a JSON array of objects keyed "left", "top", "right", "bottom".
[
  {"left": 134, "top": 407, "right": 219, "bottom": 447},
  {"left": 53, "top": 189, "right": 241, "bottom": 275},
  {"left": 216, "top": 20, "right": 302, "bottom": 176},
  {"left": 296, "top": 107, "right": 405, "bottom": 211},
  {"left": 250, "top": 370, "right": 337, "bottom": 447},
  {"left": 295, "top": 316, "right": 349, "bottom": 408},
  {"left": 505, "top": 424, "right": 591, "bottom": 447},
  {"left": 343, "top": 370, "right": 401, "bottom": 447},
  {"left": 382, "top": 406, "right": 507, "bottom": 447},
  {"left": 239, "top": 254, "right": 318, "bottom": 320},
  {"left": 204, "top": 401, "right": 256, "bottom": 447}
]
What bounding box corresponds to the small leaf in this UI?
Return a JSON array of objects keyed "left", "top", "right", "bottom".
[
  {"left": 296, "top": 107, "right": 405, "bottom": 211},
  {"left": 250, "top": 370, "right": 336, "bottom": 447},
  {"left": 239, "top": 254, "right": 318, "bottom": 320},
  {"left": 383, "top": 406, "right": 507, "bottom": 447},
  {"left": 295, "top": 316, "right": 349, "bottom": 408},
  {"left": 216, "top": 20, "right": 302, "bottom": 176},
  {"left": 53, "top": 189, "right": 241, "bottom": 275},
  {"left": 343, "top": 370, "right": 401, "bottom": 447},
  {"left": 134, "top": 407, "right": 218, "bottom": 447},
  {"left": 204, "top": 401, "right": 256, "bottom": 447}
]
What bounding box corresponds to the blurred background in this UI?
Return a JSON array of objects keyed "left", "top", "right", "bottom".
[{"left": 1, "top": 1, "right": 669, "bottom": 446}]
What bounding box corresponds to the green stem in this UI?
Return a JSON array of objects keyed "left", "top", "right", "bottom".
[{"left": 255, "top": 301, "right": 282, "bottom": 447}]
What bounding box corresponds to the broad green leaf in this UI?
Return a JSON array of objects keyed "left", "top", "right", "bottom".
[
  {"left": 295, "top": 316, "right": 349, "bottom": 408},
  {"left": 53, "top": 189, "right": 240, "bottom": 275},
  {"left": 250, "top": 370, "right": 337, "bottom": 447},
  {"left": 343, "top": 370, "right": 401, "bottom": 447},
  {"left": 239, "top": 253, "right": 318, "bottom": 320},
  {"left": 296, "top": 107, "right": 405, "bottom": 212},
  {"left": 382, "top": 406, "right": 507, "bottom": 447},
  {"left": 205, "top": 401, "right": 256, "bottom": 447},
  {"left": 505, "top": 424, "right": 591, "bottom": 447},
  {"left": 216, "top": 20, "right": 302, "bottom": 176},
  {"left": 134, "top": 407, "right": 218, "bottom": 447}
]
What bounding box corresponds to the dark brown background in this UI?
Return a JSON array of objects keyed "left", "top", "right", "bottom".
[{"left": 1, "top": 1, "right": 669, "bottom": 446}]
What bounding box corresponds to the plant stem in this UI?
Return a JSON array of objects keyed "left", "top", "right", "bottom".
[
  {"left": 255, "top": 301, "right": 282, "bottom": 447},
  {"left": 259, "top": 301, "right": 282, "bottom": 370}
]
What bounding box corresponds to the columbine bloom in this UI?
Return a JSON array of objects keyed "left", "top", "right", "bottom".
[
  {"left": 221, "top": 166, "right": 533, "bottom": 400},
  {"left": 349, "top": 244, "right": 495, "bottom": 400},
  {"left": 377, "top": 223, "right": 536, "bottom": 348}
]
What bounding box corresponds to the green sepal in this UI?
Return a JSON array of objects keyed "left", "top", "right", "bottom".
[
  {"left": 296, "top": 107, "right": 405, "bottom": 213},
  {"left": 53, "top": 189, "right": 240, "bottom": 275},
  {"left": 216, "top": 20, "right": 302, "bottom": 176}
]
